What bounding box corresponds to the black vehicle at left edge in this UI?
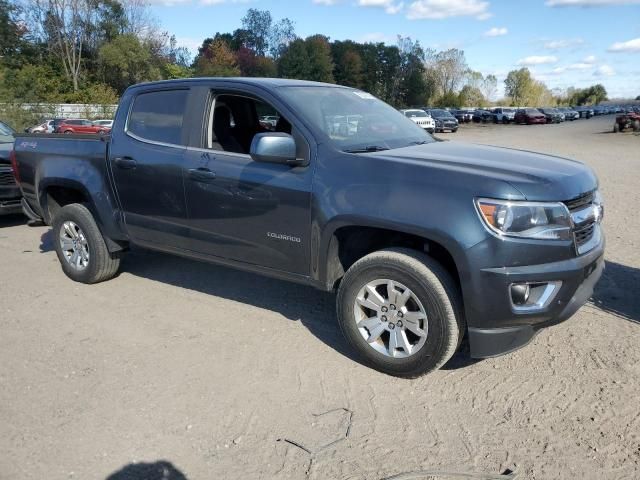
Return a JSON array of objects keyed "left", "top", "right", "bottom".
[{"left": 0, "top": 121, "right": 22, "bottom": 215}]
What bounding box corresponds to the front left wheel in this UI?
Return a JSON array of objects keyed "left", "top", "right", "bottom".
[
  {"left": 336, "top": 248, "right": 463, "bottom": 378},
  {"left": 53, "top": 203, "right": 120, "bottom": 284}
]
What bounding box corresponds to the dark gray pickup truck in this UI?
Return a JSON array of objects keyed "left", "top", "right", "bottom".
[{"left": 12, "top": 78, "right": 605, "bottom": 377}]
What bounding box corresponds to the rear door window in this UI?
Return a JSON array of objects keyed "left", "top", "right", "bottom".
[{"left": 127, "top": 89, "right": 189, "bottom": 146}]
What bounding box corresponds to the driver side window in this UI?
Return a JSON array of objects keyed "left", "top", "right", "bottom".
[{"left": 207, "top": 93, "right": 292, "bottom": 155}]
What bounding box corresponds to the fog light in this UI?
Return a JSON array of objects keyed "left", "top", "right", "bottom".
[
  {"left": 509, "top": 281, "right": 562, "bottom": 312},
  {"left": 510, "top": 283, "right": 530, "bottom": 306}
]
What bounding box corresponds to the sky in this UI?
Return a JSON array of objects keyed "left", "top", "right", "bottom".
[{"left": 148, "top": 0, "right": 640, "bottom": 99}]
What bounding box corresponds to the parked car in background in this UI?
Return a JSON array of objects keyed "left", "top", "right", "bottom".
[
  {"left": 472, "top": 109, "right": 494, "bottom": 123},
  {"left": 400, "top": 109, "right": 435, "bottom": 133},
  {"left": 55, "top": 119, "right": 111, "bottom": 135},
  {"left": 574, "top": 107, "right": 593, "bottom": 119},
  {"left": 538, "top": 108, "right": 564, "bottom": 124},
  {"left": 492, "top": 107, "right": 516, "bottom": 124},
  {"left": 0, "top": 121, "right": 22, "bottom": 215},
  {"left": 424, "top": 108, "right": 458, "bottom": 132},
  {"left": 259, "top": 115, "right": 279, "bottom": 128},
  {"left": 558, "top": 107, "right": 579, "bottom": 121},
  {"left": 452, "top": 109, "right": 473, "bottom": 123},
  {"left": 92, "top": 119, "right": 113, "bottom": 130},
  {"left": 12, "top": 77, "right": 605, "bottom": 377},
  {"left": 514, "top": 108, "right": 547, "bottom": 125},
  {"left": 26, "top": 118, "right": 62, "bottom": 134}
]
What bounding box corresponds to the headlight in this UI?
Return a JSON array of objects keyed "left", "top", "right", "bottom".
[
  {"left": 593, "top": 190, "right": 604, "bottom": 222},
  {"left": 476, "top": 198, "right": 572, "bottom": 240}
]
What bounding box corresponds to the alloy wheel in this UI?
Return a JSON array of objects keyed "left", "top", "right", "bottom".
[
  {"left": 59, "top": 221, "right": 90, "bottom": 270},
  {"left": 353, "top": 279, "right": 428, "bottom": 358}
]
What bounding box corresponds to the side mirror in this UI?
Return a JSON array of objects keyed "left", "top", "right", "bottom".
[{"left": 250, "top": 133, "right": 302, "bottom": 166}]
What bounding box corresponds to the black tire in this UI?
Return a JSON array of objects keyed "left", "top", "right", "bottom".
[
  {"left": 452, "top": 128, "right": 458, "bottom": 133},
  {"left": 336, "top": 248, "right": 463, "bottom": 378},
  {"left": 52, "top": 203, "right": 120, "bottom": 284}
]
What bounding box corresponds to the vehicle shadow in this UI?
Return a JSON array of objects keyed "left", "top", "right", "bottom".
[
  {"left": 40, "top": 229, "right": 54, "bottom": 252},
  {"left": 120, "top": 248, "right": 477, "bottom": 371},
  {"left": 590, "top": 260, "right": 640, "bottom": 324},
  {"left": 0, "top": 213, "right": 26, "bottom": 228},
  {"left": 121, "top": 248, "right": 365, "bottom": 367},
  {"left": 106, "top": 460, "right": 188, "bottom": 480}
]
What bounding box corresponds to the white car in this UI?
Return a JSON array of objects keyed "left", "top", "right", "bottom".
[
  {"left": 28, "top": 119, "right": 55, "bottom": 134},
  {"left": 93, "top": 119, "right": 114, "bottom": 129},
  {"left": 400, "top": 109, "right": 435, "bottom": 133}
]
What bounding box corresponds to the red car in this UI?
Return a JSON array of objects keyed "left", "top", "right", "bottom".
[
  {"left": 514, "top": 108, "right": 547, "bottom": 125},
  {"left": 55, "top": 119, "right": 110, "bottom": 135}
]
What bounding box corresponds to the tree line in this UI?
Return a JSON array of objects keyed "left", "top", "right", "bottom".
[{"left": 0, "top": 1, "right": 616, "bottom": 130}]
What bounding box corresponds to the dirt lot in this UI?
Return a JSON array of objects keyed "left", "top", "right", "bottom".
[{"left": 1, "top": 116, "right": 639, "bottom": 480}]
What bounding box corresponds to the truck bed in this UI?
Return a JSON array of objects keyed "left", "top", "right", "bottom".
[{"left": 13, "top": 133, "right": 112, "bottom": 222}]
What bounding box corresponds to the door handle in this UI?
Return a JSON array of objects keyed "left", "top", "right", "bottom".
[
  {"left": 114, "top": 157, "right": 137, "bottom": 169},
  {"left": 188, "top": 167, "right": 216, "bottom": 182}
]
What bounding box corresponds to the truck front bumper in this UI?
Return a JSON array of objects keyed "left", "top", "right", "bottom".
[{"left": 466, "top": 234, "right": 605, "bottom": 358}]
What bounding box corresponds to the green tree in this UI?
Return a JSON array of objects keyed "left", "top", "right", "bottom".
[
  {"left": 278, "top": 38, "right": 310, "bottom": 79},
  {"left": 99, "top": 34, "right": 161, "bottom": 93},
  {"left": 504, "top": 68, "right": 534, "bottom": 106},
  {"left": 305, "top": 35, "right": 334, "bottom": 83},
  {"left": 0, "top": 63, "right": 67, "bottom": 102},
  {"left": 0, "top": 0, "right": 24, "bottom": 61},
  {"left": 194, "top": 38, "right": 240, "bottom": 77},
  {"left": 434, "top": 91, "right": 462, "bottom": 108},
  {"left": 241, "top": 8, "right": 272, "bottom": 56},
  {"left": 458, "top": 85, "right": 485, "bottom": 107},
  {"left": 393, "top": 36, "right": 429, "bottom": 107},
  {"left": 331, "top": 41, "right": 363, "bottom": 88},
  {"left": 425, "top": 48, "right": 468, "bottom": 97},
  {"left": 338, "top": 50, "right": 363, "bottom": 88}
]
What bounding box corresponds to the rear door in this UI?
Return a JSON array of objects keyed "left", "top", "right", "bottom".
[
  {"left": 181, "top": 85, "right": 314, "bottom": 275},
  {"left": 109, "top": 88, "right": 191, "bottom": 248}
]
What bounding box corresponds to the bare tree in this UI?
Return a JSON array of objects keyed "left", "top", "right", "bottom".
[
  {"left": 26, "top": 0, "right": 97, "bottom": 91},
  {"left": 424, "top": 48, "right": 468, "bottom": 97}
]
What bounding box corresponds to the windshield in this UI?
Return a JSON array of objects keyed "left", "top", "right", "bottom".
[
  {"left": 278, "top": 86, "right": 433, "bottom": 152},
  {"left": 0, "top": 121, "right": 15, "bottom": 143}
]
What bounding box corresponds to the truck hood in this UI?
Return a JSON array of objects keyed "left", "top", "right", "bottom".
[{"left": 373, "top": 141, "right": 597, "bottom": 201}]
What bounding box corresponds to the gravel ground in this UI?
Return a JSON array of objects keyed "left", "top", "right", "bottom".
[{"left": 1, "top": 116, "right": 638, "bottom": 480}]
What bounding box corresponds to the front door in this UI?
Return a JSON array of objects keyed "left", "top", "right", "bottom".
[
  {"left": 109, "top": 88, "right": 190, "bottom": 248},
  {"left": 182, "top": 90, "right": 313, "bottom": 276}
]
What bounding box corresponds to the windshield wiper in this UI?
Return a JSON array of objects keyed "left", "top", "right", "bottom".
[
  {"left": 343, "top": 145, "right": 389, "bottom": 153},
  {"left": 410, "top": 140, "right": 430, "bottom": 145}
]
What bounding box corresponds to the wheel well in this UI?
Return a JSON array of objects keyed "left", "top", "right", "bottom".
[
  {"left": 326, "top": 226, "right": 461, "bottom": 293},
  {"left": 44, "top": 186, "right": 89, "bottom": 223}
]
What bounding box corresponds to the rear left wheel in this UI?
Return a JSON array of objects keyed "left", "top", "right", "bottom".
[{"left": 53, "top": 203, "right": 120, "bottom": 284}]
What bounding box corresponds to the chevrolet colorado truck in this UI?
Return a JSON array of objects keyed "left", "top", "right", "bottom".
[{"left": 12, "top": 78, "right": 605, "bottom": 377}]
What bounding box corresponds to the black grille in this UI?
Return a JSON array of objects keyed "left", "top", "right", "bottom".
[
  {"left": 564, "top": 192, "right": 597, "bottom": 251},
  {"left": 564, "top": 191, "right": 594, "bottom": 212},
  {"left": 574, "top": 223, "right": 595, "bottom": 248},
  {"left": 0, "top": 167, "right": 16, "bottom": 186}
]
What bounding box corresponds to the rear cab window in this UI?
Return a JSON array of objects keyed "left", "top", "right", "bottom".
[{"left": 127, "top": 89, "right": 189, "bottom": 146}]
